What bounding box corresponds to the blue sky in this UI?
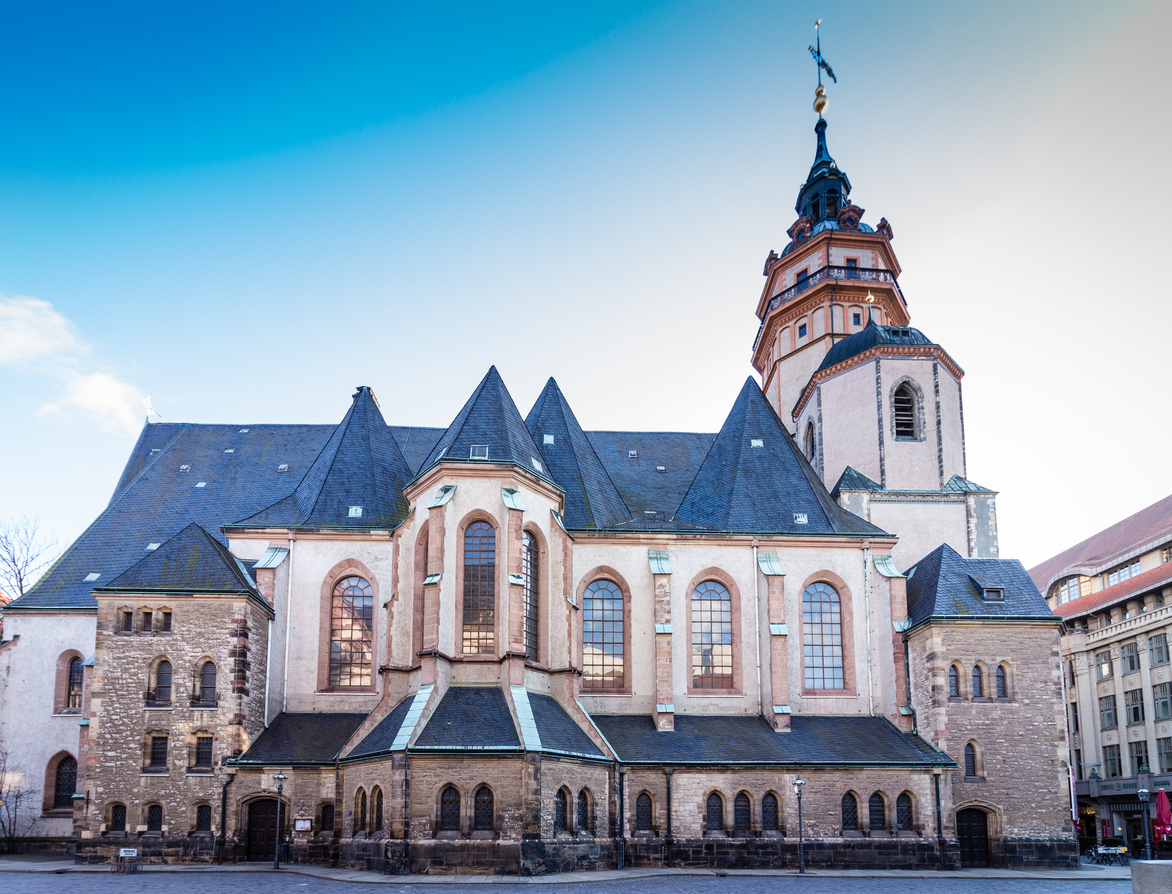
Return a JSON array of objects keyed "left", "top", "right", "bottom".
[{"left": 2, "top": 0, "right": 1169, "bottom": 572}]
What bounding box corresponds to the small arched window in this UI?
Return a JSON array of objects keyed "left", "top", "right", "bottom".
[
  {"left": 705, "top": 792, "right": 724, "bottom": 832},
  {"left": 154, "top": 660, "right": 172, "bottom": 704},
  {"left": 896, "top": 793, "right": 913, "bottom": 830},
  {"left": 691, "top": 581, "right": 733, "bottom": 689},
  {"left": 371, "top": 787, "right": 383, "bottom": 835},
  {"left": 53, "top": 755, "right": 77, "bottom": 809},
  {"left": 439, "top": 786, "right": 461, "bottom": 832},
  {"left": 868, "top": 793, "right": 886, "bottom": 832},
  {"left": 965, "top": 742, "right": 978, "bottom": 777},
  {"left": 522, "top": 531, "right": 539, "bottom": 661},
  {"left": 197, "top": 661, "right": 216, "bottom": 705},
  {"left": 583, "top": 579, "right": 625, "bottom": 689},
  {"left": 635, "top": 792, "right": 653, "bottom": 832},
  {"left": 948, "top": 665, "right": 960, "bottom": 697},
  {"left": 462, "top": 521, "right": 496, "bottom": 654},
  {"left": 474, "top": 786, "right": 494, "bottom": 831},
  {"left": 996, "top": 665, "right": 1009, "bottom": 698},
  {"left": 355, "top": 789, "right": 367, "bottom": 835},
  {"left": 330, "top": 576, "right": 374, "bottom": 688},
  {"left": 577, "top": 790, "right": 590, "bottom": 834},
  {"left": 734, "top": 792, "right": 751, "bottom": 831},
  {"left": 972, "top": 666, "right": 984, "bottom": 699},
  {"left": 66, "top": 657, "right": 84, "bottom": 711},
  {"left": 554, "top": 789, "right": 568, "bottom": 832},
  {"left": 893, "top": 383, "right": 917, "bottom": 439},
  {"left": 804, "top": 422, "right": 816, "bottom": 462},
  {"left": 762, "top": 793, "right": 779, "bottom": 831},
  {"left": 841, "top": 793, "right": 859, "bottom": 831},
  {"left": 803, "top": 582, "right": 845, "bottom": 690}
]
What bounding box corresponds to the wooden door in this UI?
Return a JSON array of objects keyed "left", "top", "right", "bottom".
[
  {"left": 957, "top": 808, "right": 989, "bottom": 868},
  {"left": 247, "top": 799, "right": 278, "bottom": 861}
]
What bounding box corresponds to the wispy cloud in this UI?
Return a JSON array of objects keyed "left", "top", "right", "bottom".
[{"left": 1, "top": 294, "right": 145, "bottom": 436}]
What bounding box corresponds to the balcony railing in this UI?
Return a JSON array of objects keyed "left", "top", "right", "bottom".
[{"left": 754, "top": 265, "right": 907, "bottom": 350}]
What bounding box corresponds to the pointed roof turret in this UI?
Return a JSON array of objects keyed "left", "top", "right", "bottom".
[
  {"left": 675, "top": 377, "right": 882, "bottom": 535},
  {"left": 421, "top": 366, "right": 554, "bottom": 485},
  {"left": 525, "top": 378, "right": 630, "bottom": 529},
  {"left": 98, "top": 523, "right": 257, "bottom": 595},
  {"left": 237, "top": 386, "right": 412, "bottom": 529},
  {"left": 795, "top": 118, "right": 852, "bottom": 224}
]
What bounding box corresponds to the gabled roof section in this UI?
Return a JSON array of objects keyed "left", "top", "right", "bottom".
[
  {"left": 674, "top": 378, "right": 884, "bottom": 536},
  {"left": 236, "top": 386, "right": 412, "bottom": 530},
  {"left": 906, "top": 544, "right": 1057, "bottom": 629},
  {"left": 832, "top": 465, "right": 883, "bottom": 496},
  {"left": 943, "top": 475, "right": 995, "bottom": 494},
  {"left": 97, "top": 523, "right": 256, "bottom": 595},
  {"left": 232, "top": 713, "right": 368, "bottom": 765},
  {"left": 413, "top": 686, "right": 521, "bottom": 751},
  {"left": 420, "top": 367, "right": 554, "bottom": 486},
  {"left": 525, "top": 378, "right": 629, "bottom": 530}
]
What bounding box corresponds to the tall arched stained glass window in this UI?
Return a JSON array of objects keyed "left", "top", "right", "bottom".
[
  {"left": 330, "top": 576, "right": 373, "bottom": 688},
  {"left": 802, "top": 582, "right": 844, "bottom": 689},
  {"left": 691, "top": 581, "right": 733, "bottom": 689},
  {"left": 582, "top": 580, "right": 624, "bottom": 689},
  {"left": 554, "top": 789, "right": 567, "bottom": 832},
  {"left": 53, "top": 756, "right": 76, "bottom": 809},
  {"left": 522, "top": 531, "right": 539, "bottom": 661},
  {"left": 896, "top": 793, "right": 913, "bottom": 830},
  {"left": 155, "top": 660, "right": 172, "bottom": 703},
  {"left": 462, "top": 522, "right": 496, "bottom": 653}
]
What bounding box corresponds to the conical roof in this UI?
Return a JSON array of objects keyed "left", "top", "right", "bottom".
[
  {"left": 675, "top": 377, "right": 884, "bottom": 535},
  {"left": 237, "top": 386, "right": 412, "bottom": 529},
  {"left": 795, "top": 118, "right": 852, "bottom": 222},
  {"left": 420, "top": 367, "right": 554, "bottom": 485},
  {"left": 526, "top": 378, "right": 630, "bottom": 529},
  {"left": 98, "top": 522, "right": 256, "bottom": 594}
]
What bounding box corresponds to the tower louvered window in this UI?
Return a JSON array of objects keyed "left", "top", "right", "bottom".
[
  {"left": 330, "top": 576, "right": 373, "bottom": 688},
  {"left": 691, "top": 581, "right": 733, "bottom": 689},
  {"left": 762, "top": 793, "right": 779, "bottom": 831},
  {"left": 734, "top": 793, "right": 751, "bottom": 831},
  {"left": 841, "top": 793, "right": 858, "bottom": 830},
  {"left": 893, "top": 384, "right": 916, "bottom": 438},
  {"left": 803, "top": 582, "right": 844, "bottom": 689},
  {"left": 440, "top": 786, "right": 460, "bottom": 831},
  {"left": 868, "top": 793, "right": 885, "bottom": 831},
  {"left": 474, "top": 786, "right": 494, "bottom": 831},
  {"left": 896, "top": 793, "right": 913, "bottom": 830},
  {"left": 583, "top": 580, "right": 624, "bottom": 689},
  {"left": 635, "top": 793, "right": 653, "bottom": 831},
  {"left": 705, "top": 793, "right": 723, "bottom": 832},
  {"left": 462, "top": 522, "right": 496, "bottom": 654},
  {"left": 522, "top": 531, "right": 539, "bottom": 661}
]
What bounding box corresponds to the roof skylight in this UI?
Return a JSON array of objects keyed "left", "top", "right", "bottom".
[
  {"left": 179, "top": 464, "right": 191, "bottom": 472},
  {"left": 195, "top": 482, "right": 207, "bottom": 488},
  {"left": 470, "top": 445, "right": 489, "bottom": 460},
  {"left": 277, "top": 463, "right": 288, "bottom": 472},
  {"left": 146, "top": 543, "right": 160, "bottom": 551},
  {"left": 751, "top": 439, "right": 764, "bottom": 448},
  {"left": 84, "top": 573, "right": 100, "bottom": 582},
  {"left": 224, "top": 448, "right": 235, "bottom": 453},
  {"left": 239, "top": 428, "right": 249, "bottom": 433},
  {"left": 348, "top": 506, "right": 363, "bottom": 518},
  {"left": 793, "top": 513, "right": 809, "bottom": 525},
  {"left": 628, "top": 450, "right": 638, "bottom": 458},
  {"left": 531, "top": 458, "right": 543, "bottom": 473},
  {"left": 543, "top": 434, "right": 555, "bottom": 445}
]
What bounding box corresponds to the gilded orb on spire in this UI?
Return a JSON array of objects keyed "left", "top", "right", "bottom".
[{"left": 808, "top": 19, "right": 836, "bottom": 119}]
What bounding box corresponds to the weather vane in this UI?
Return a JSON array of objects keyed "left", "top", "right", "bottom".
[{"left": 808, "top": 19, "right": 836, "bottom": 117}]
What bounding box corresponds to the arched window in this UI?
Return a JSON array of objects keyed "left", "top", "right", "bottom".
[
  {"left": 582, "top": 579, "right": 624, "bottom": 689},
  {"left": 330, "top": 576, "right": 374, "bottom": 688},
  {"left": 146, "top": 804, "right": 163, "bottom": 832},
  {"left": 762, "top": 793, "right": 779, "bottom": 831},
  {"left": 896, "top": 793, "right": 913, "bottom": 831},
  {"left": 196, "top": 804, "right": 213, "bottom": 832},
  {"left": 439, "top": 786, "right": 461, "bottom": 832},
  {"left": 803, "top": 582, "right": 844, "bottom": 689},
  {"left": 413, "top": 522, "right": 429, "bottom": 659},
  {"left": 66, "top": 657, "right": 84, "bottom": 711},
  {"left": 807, "top": 194, "right": 821, "bottom": 221},
  {"left": 355, "top": 788, "right": 367, "bottom": 835},
  {"left": 196, "top": 661, "right": 216, "bottom": 705},
  {"left": 321, "top": 804, "right": 335, "bottom": 835},
  {"left": 893, "top": 383, "right": 917, "bottom": 439},
  {"left": 691, "top": 580, "right": 733, "bottom": 689},
  {"left": 804, "top": 422, "right": 816, "bottom": 462},
  {"left": 577, "top": 790, "right": 590, "bottom": 835},
  {"left": 734, "top": 792, "right": 751, "bottom": 831},
  {"left": 705, "top": 792, "right": 724, "bottom": 832},
  {"left": 868, "top": 793, "right": 886, "bottom": 832},
  {"left": 972, "top": 666, "right": 984, "bottom": 698},
  {"left": 826, "top": 190, "right": 839, "bottom": 217},
  {"left": 154, "top": 659, "right": 172, "bottom": 704},
  {"left": 635, "top": 792, "right": 653, "bottom": 831},
  {"left": 522, "top": 531, "right": 539, "bottom": 661},
  {"left": 841, "top": 793, "right": 859, "bottom": 831},
  {"left": 462, "top": 521, "right": 496, "bottom": 653},
  {"left": 964, "top": 742, "right": 978, "bottom": 777},
  {"left": 948, "top": 665, "right": 960, "bottom": 697},
  {"left": 53, "top": 755, "right": 77, "bottom": 809},
  {"left": 194, "top": 734, "right": 213, "bottom": 768},
  {"left": 996, "top": 665, "right": 1009, "bottom": 698},
  {"left": 109, "top": 804, "right": 127, "bottom": 833},
  {"left": 554, "top": 789, "right": 568, "bottom": 833},
  {"left": 474, "top": 786, "right": 494, "bottom": 831},
  {"left": 371, "top": 787, "right": 383, "bottom": 835}
]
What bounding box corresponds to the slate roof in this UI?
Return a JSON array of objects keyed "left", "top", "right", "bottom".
[
  {"left": 585, "top": 431, "right": 716, "bottom": 522},
  {"left": 236, "top": 387, "right": 412, "bottom": 530},
  {"left": 233, "top": 712, "right": 367, "bottom": 765},
  {"left": 345, "top": 697, "right": 414, "bottom": 759},
  {"left": 591, "top": 713, "right": 952, "bottom": 766},
  {"left": 420, "top": 367, "right": 555, "bottom": 487},
  {"left": 525, "top": 379, "right": 630, "bottom": 530},
  {"left": 528, "top": 693, "right": 603, "bottom": 757},
  {"left": 816, "top": 318, "right": 946, "bottom": 375},
  {"left": 97, "top": 523, "right": 257, "bottom": 595},
  {"left": 674, "top": 377, "right": 884, "bottom": 536},
  {"left": 413, "top": 687, "right": 521, "bottom": 751},
  {"left": 832, "top": 466, "right": 883, "bottom": 496},
  {"left": 390, "top": 426, "right": 445, "bottom": 474},
  {"left": 905, "top": 544, "right": 1059, "bottom": 629}
]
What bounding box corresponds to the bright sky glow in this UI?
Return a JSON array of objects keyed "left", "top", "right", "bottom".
[{"left": 1, "top": 0, "right": 1169, "bottom": 572}]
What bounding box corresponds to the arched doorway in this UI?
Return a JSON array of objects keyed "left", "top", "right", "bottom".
[
  {"left": 956, "top": 808, "right": 989, "bottom": 868},
  {"left": 247, "top": 799, "right": 280, "bottom": 861}
]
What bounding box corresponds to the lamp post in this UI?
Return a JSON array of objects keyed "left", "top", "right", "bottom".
[
  {"left": 1138, "top": 787, "right": 1151, "bottom": 861},
  {"left": 273, "top": 772, "right": 287, "bottom": 870},
  {"left": 793, "top": 776, "right": 806, "bottom": 874}
]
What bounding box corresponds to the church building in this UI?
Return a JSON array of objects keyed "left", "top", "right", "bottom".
[{"left": 0, "top": 97, "right": 1075, "bottom": 872}]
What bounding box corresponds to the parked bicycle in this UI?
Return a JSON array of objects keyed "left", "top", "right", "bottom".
[{"left": 1081, "top": 845, "right": 1129, "bottom": 866}]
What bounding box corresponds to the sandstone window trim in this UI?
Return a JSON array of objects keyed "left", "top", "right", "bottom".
[
  {"left": 948, "top": 663, "right": 963, "bottom": 699},
  {"left": 371, "top": 786, "right": 384, "bottom": 837},
  {"left": 867, "top": 792, "right": 887, "bottom": 834},
  {"left": 841, "top": 791, "right": 860, "bottom": 832},
  {"left": 192, "top": 658, "right": 218, "bottom": 708},
  {"left": 576, "top": 788, "right": 593, "bottom": 837},
  {"left": 688, "top": 575, "right": 739, "bottom": 694},
  {"left": 106, "top": 802, "right": 127, "bottom": 835},
  {"left": 412, "top": 521, "right": 429, "bottom": 662},
  {"left": 354, "top": 788, "right": 367, "bottom": 837},
  {"left": 319, "top": 803, "right": 336, "bottom": 838},
  {"left": 146, "top": 657, "right": 173, "bottom": 707},
  {"left": 554, "top": 787, "right": 570, "bottom": 836},
  {"left": 522, "top": 528, "right": 540, "bottom": 664},
  {"left": 971, "top": 664, "right": 986, "bottom": 699},
  {"left": 317, "top": 558, "right": 379, "bottom": 693},
  {"left": 194, "top": 802, "right": 213, "bottom": 835},
  {"left": 457, "top": 514, "right": 499, "bottom": 658},
  {"left": 995, "top": 663, "right": 1011, "bottom": 699},
  {"left": 704, "top": 791, "right": 725, "bottom": 836},
  {"left": 799, "top": 575, "right": 857, "bottom": 695},
  {"left": 473, "top": 785, "right": 495, "bottom": 834},
  {"left": 578, "top": 570, "right": 631, "bottom": 694},
  {"left": 733, "top": 791, "right": 752, "bottom": 835},
  {"left": 761, "top": 792, "right": 780, "bottom": 833},
  {"left": 963, "top": 740, "right": 984, "bottom": 779},
  {"left": 890, "top": 377, "right": 926, "bottom": 441},
  {"left": 896, "top": 792, "right": 914, "bottom": 832},
  {"left": 438, "top": 785, "right": 461, "bottom": 835},
  {"left": 634, "top": 791, "right": 655, "bottom": 834},
  {"left": 53, "top": 650, "right": 86, "bottom": 715},
  {"left": 43, "top": 751, "right": 76, "bottom": 814},
  {"left": 145, "top": 803, "right": 164, "bottom": 834}
]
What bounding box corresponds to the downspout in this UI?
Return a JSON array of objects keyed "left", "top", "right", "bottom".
[
  {"left": 664, "top": 769, "right": 673, "bottom": 865},
  {"left": 263, "top": 618, "right": 272, "bottom": 727},
  {"left": 863, "top": 544, "right": 874, "bottom": 716},
  {"left": 282, "top": 533, "right": 295, "bottom": 714},
  {"left": 752, "top": 541, "right": 763, "bottom": 718},
  {"left": 616, "top": 766, "right": 625, "bottom": 869},
  {"left": 934, "top": 771, "right": 945, "bottom": 870},
  {"left": 903, "top": 634, "right": 917, "bottom": 735},
  {"left": 219, "top": 772, "right": 235, "bottom": 864}
]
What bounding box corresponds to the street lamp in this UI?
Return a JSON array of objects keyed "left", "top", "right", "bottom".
[
  {"left": 792, "top": 776, "right": 806, "bottom": 874},
  {"left": 273, "top": 772, "right": 287, "bottom": 870},
  {"left": 1138, "top": 787, "right": 1151, "bottom": 861}
]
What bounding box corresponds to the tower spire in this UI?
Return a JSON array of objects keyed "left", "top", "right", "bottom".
[{"left": 808, "top": 19, "right": 836, "bottom": 118}]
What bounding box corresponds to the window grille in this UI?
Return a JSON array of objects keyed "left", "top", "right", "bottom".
[
  {"left": 802, "top": 582, "right": 845, "bottom": 689},
  {"left": 1121, "top": 643, "right": 1140, "bottom": 673},
  {"left": 1100, "top": 695, "right": 1118, "bottom": 729},
  {"left": 733, "top": 793, "right": 751, "bottom": 831},
  {"left": 635, "top": 793, "right": 653, "bottom": 831},
  {"left": 110, "top": 804, "right": 127, "bottom": 831},
  {"left": 150, "top": 736, "right": 168, "bottom": 768},
  {"left": 893, "top": 384, "right": 916, "bottom": 438},
  {"left": 577, "top": 790, "right": 589, "bottom": 834},
  {"left": 1151, "top": 633, "right": 1170, "bottom": 667},
  {"left": 53, "top": 756, "right": 76, "bottom": 809},
  {"left": 554, "top": 789, "right": 567, "bottom": 832},
  {"left": 1104, "top": 744, "right": 1122, "bottom": 778},
  {"left": 691, "top": 581, "right": 733, "bottom": 689},
  {"left": 582, "top": 580, "right": 624, "bottom": 689},
  {"left": 964, "top": 743, "right": 977, "bottom": 777},
  {"left": 868, "top": 793, "right": 885, "bottom": 831},
  {"left": 199, "top": 661, "right": 217, "bottom": 703},
  {"left": 330, "top": 576, "right": 374, "bottom": 687},
  {"left": 195, "top": 736, "right": 213, "bottom": 768},
  {"left": 1129, "top": 740, "right": 1150, "bottom": 774},
  {"left": 971, "top": 666, "right": 983, "bottom": 698},
  {"left": 1126, "top": 689, "right": 1145, "bottom": 725},
  {"left": 1155, "top": 682, "right": 1172, "bottom": 720},
  {"left": 705, "top": 793, "right": 723, "bottom": 832},
  {"left": 372, "top": 789, "right": 383, "bottom": 834},
  {"left": 440, "top": 787, "right": 460, "bottom": 831},
  {"left": 841, "top": 793, "right": 858, "bottom": 830},
  {"left": 761, "top": 793, "right": 779, "bottom": 831},
  {"left": 355, "top": 790, "right": 367, "bottom": 835},
  {"left": 522, "top": 531, "right": 539, "bottom": 661},
  {"left": 66, "top": 657, "right": 84, "bottom": 710},
  {"left": 155, "top": 660, "right": 172, "bottom": 703},
  {"left": 196, "top": 804, "right": 212, "bottom": 832},
  {"left": 474, "top": 786, "right": 494, "bottom": 831},
  {"left": 896, "top": 793, "right": 913, "bottom": 830},
  {"left": 321, "top": 804, "right": 335, "bottom": 834},
  {"left": 147, "top": 804, "right": 163, "bottom": 832},
  {"left": 462, "top": 522, "right": 496, "bottom": 653},
  {"left": 948, "top": 666, "right": 960, "bottom": 697},
  {"left": 995, "top": 666, "right": 1008, "bottom": 698}
]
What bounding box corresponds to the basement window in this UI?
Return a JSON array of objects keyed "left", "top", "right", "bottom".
[{"left": 470, "top": 445, "right": 489, "bottom": 460}]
